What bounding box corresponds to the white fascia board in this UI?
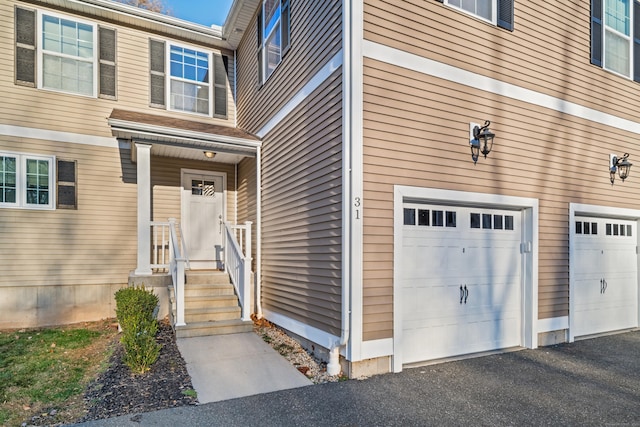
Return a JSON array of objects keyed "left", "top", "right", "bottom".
[
  {"left": 362, "top": 40, "right": 640, "bottom": 135},
  {"left": 108, "top": 119, "right": 261, "bottom": 150}
]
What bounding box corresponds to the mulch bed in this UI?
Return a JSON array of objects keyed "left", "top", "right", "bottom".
[{"left": 77, "top": 319, "right": 198, "bottom": 423}]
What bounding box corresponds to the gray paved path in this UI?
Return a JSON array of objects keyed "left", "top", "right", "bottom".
[{"left": 74, "top": 330, "right": 640, "bottom": 427}]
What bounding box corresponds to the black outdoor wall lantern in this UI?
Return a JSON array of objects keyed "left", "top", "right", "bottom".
[
  {"left": 610, "top": 153, "right": 632, "bottom": 184},
  {"left": 470, "top": 120, "right": 495, "bottom": 164}
]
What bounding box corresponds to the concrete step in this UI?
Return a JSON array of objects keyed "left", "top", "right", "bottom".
[
  {"left": 184, "top": 306, "right": 241, "bottom": 323},
  {"left": 183, "top": 283, "right": 236, "bottom": 298},
  {"left": 184, "top": 294, "right": 239, "bottom": 309},
  {"left": 186, "top": 270, "right": 231, "bottom": 285},
  {"left": 175, "top": 319, "right": 254, "bottom": 338}
]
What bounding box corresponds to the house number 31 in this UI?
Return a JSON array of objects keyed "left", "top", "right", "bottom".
[{"left": 354, "top": 197, "right": 361, "bottom": 219}]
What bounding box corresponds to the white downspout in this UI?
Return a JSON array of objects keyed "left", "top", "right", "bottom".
[
  {"left": 328, "top": 0, "right": 355, "bottom": 377},
  {"left": 255, "top": 146, "right": 263, "bottom": 318}
]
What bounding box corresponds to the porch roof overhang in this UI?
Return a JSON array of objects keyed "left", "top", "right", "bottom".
[{"left": 108, "top": 109, "right": 261, "bottom": 163}]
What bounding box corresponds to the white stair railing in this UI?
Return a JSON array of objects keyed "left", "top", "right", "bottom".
[
  {"left": 225, "top": 221, "right": 252, "bottom": 321},
  {"left": 168, "top": 218, "right": 187, "bottom": 327}
]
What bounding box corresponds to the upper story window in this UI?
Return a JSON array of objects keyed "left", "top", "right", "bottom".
[
  {"left": 437, "top": 0, "right": 514, "bottom": 31},
  {"left": 41, "top": 14, "right": 95, "bottom": 96},
  {"left": 149, "top": 40, "right": 228, "bottom": 117},
  {"left": 15, "top": 7, "right": 117, "bottom": 99},
  {"left": 591, "top": 0, "right": 640, "bottom": 81},
  {"left": 257, "top": 0, "right": 291, "bottom": 83},
  {"left": 0, "top": 152, "right": 55, "bottom": 210}
]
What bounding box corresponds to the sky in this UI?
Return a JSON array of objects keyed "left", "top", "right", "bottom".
[{"left": 164, "top": 0, "right": 234, "bottom": 27}]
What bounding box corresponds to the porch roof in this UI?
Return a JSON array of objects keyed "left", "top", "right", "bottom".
[{"left": 108, "top": 109, "right": 261, "bottom": 163}]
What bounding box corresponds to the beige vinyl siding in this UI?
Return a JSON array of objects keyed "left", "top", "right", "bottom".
[
  {"left": 364, "top": 1, "right": 640, "bottom": 127},
  {"left": 0, "top": 1, "right": 236, "bottom": 137},
  {"left": 361, "top": 58, "right": 640, "bottom": 340},
  {"left": 260, "top": 69, "right": 343, "bottom": 335},
  {"left": 0, "top": 136, "right": 137, "bottom": 287},
  {"left": 236, "top": 0, "right": 342, "bottom": 133},
  {"left": 151, "top": 156, "right": 237, "bottom": 226},
  {"left": 238, "top": 157, "right": 257, "bottom": 270}
]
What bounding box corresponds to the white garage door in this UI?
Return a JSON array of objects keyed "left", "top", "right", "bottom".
[
  {"left": 573, "top": 216, "right": 638, "bottom": 337},
  {"left": 400, "top": 204, "right": 523, "bottom": 364}
]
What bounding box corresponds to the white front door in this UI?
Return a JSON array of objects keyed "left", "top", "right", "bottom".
[
  {"left": 573, "top": 216, "right": 638, "bottom": 337},
  {"left": 400, "top": 204, "right": 523, "bottom": 364},
  {"left": 182, "top": 171, "right": 225, "bottom": 269}
]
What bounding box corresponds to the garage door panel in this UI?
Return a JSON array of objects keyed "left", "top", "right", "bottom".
[
  {"left": 573, "top": 216, "right": 638, "bottom": 337},
  {"left": 401, "top": 204, "right": 523, "bottom": 364}
]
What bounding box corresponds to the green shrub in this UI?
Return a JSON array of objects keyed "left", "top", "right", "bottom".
[{"left": 114, "top": 286, "right": 160, "bottom": 374}]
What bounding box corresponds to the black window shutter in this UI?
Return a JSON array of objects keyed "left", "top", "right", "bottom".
[
  {"left": 435, "top": 0, "right": 443, "bottom": 3},
  {"left": 57, "top": 160, "right": 77, "bottom": 209},
  {"left": 149, "top": 39, "right": 166, "bottom": 107},
  {"left": 213, "top": 53, "right": 228, "bottom": 117},
  {"left": 257, "top": 7, "right": 263, "bottom": 85},
  {"left": 98, "top": 27, "right": 117, "bottom": 99},
  {"left": 15, "top": 6, "right": 36, "bottom": 86},
  {"left": 591, "top": 0, "right": 603, "bottom": 67},
  {"left": 634, "top": 0, "right": 640, "bottom": 82},
  {"left": 282, "top": 0, "right": 291, "bottom": 55},
  {"left": 497, "top": 0, "right": 514, "bottom": 31}
]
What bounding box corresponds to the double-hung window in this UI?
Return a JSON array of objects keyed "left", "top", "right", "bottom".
[
  {"left": 149, "top": 40, "right": 228, "bottom": 117},
  {"left": 257, "top": 0, "right": 291, "bottom": 83},
  {"left": 41, "top": 14, "right": 95, "bottom": 96},
  {"left": 0, "top": 152, "right": 55, "bottom": 210},
  {"left": 591, "top": 0, "right": 640, "bottom": 81},
  {"left": 15, "top": 7, "right": 117, "bottom": 98},
  {"left": 437, "top": 0, "right": 514, "bottom": 31}
]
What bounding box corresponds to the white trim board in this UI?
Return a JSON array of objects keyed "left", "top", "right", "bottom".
[
  {"left": 392, "top": 186, "right": 539, "bottom": 373},
  {"left": 262, "top": 309, "right": 341, "bottom": 354},
  {"left": 0, "top": 124, "right": 119, "bottom": 148},
  {"left": 256, "top": 50, "right": 343, "bottom": 138},
  {"left": 362, "top": 40, "right": 640, "bottom": 135},
  {"left": 538, "top": 316, "right": 569, "bottom": 333}
]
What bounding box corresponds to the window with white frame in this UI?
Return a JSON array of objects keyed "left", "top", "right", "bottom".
[
  {"left": 591, "top": 0, "right": 640, "bottom": 81},
  {"left": 446, "top": 0, "right": 493, "bottom": 22},
  {"left": 149, "top": 40, "right": 227, "bottom": 117},
  {"left": 15, "top": 7, "right": 117, "bottom": 98},
  {"left": 41, "top": 14, "right": 95, "bottom": 96},
  {"left": 0, "top": 153, "right": 55, "bottom": 210},
  {"left": 257, "top": 0, "right": 291, "bottom": 83},
  {"left": 437, "top": 0, "right": 514, "bottom": 31},
  {"left": 169, "top": 45, "right": 210, "bottom": 115}
]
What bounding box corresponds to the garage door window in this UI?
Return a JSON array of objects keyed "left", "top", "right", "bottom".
[
  {"left": 471, "top": 212, "right": 515, "bottom": 230},
  {"left": 404, "top": 208, "right": 456, "bottom": 227},
  {"left": 606, "top": 223, "right": 632, "bottom": 236}
]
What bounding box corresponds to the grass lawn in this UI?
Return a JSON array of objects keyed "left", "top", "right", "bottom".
[{"left": 0, "top": 319, "right": 119, "bottom": 426}]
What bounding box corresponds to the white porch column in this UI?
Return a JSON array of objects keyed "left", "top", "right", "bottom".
[{"left": 135, "top": 143, "right": 152, "bottom": 276}]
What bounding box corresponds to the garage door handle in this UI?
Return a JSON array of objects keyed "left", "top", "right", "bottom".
[
  {"left": 460, "top": 285, "right": 464, "bottom": 304},
  {"left": 601, "top": 279, "right": 607, "bottom": 294},
  {"left": 464, "top": 285, "right": 469, "bottom": 304}
]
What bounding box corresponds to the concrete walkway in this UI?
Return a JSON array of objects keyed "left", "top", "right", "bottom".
[{"left": 176, "top": 332, "right": 312, "bottom": 403}]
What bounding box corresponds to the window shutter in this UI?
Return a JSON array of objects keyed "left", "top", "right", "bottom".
[
  {"left": 98, "top": 27, "right": 117, "bottom": 99},
  {"left": 497, "top": 0, "right": 514, "bottom": 31},
  {"left": 634, "top": 0, "right": 640, "bottom": 82},
  {"left": 435, "top": 0, "right": 443, "bottom": 3},
  {"left": 15, "top": 6, "right": 36, "bottom": 86},
  {"left": 149, "top": 39, "right": 166, "bottom": 107},
  {"left": 591, "top": 0, "right": 603, "bottom": 67},
  {"left": 282, "top": 0, "right": 291, "bottom": 55},
  {"left": 213, "top": 53, "right": 228, "bottom": 117},
  {"left": 57, "top": 160, "right": 77, "bottom": 209},
  {"left": 257, "top": 7, "right": 263, "bottom": 84}
]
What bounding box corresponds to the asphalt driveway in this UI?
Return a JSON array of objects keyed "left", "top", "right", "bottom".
[{"left": 75, "top": 330, "right": 640, "bottom": 426}]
